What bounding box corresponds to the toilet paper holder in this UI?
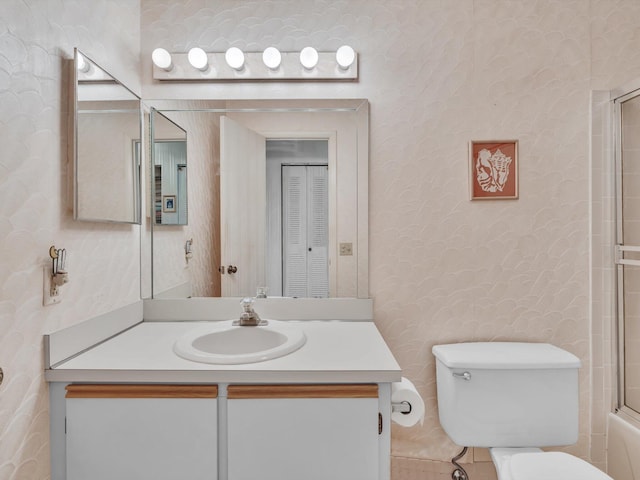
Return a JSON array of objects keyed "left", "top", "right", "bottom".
[{"left": 392, "top": 401, "right": 412, "bottom": 414}]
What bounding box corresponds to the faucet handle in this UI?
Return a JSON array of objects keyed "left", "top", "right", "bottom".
[
  {"left": 240, "top": 297, "right": 255, "bottom": 311},
  {"left": 237, "top": 297, "right": 264, "bottom": 326}
]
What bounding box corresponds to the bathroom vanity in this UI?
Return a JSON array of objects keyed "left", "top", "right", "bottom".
[{"left": 45, "top": 299, "right": 401, "bottom": 480}]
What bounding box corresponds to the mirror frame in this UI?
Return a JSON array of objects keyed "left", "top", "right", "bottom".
[
  {"left": 72, "top": 48, "right": 142, "bottom": 224},
  {"left": 145, "top": 99, "right": 369, "bottom": 299}
]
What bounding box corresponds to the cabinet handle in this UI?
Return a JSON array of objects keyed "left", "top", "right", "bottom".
[
  {"left": 227, "top": 265, "right": 238, "bottom": 274},
  {"left": 378, "top": 412, "right": 383, "bottom": 435},
  {"left": 227, "top": 384, "right": 378, "bottom": 399},
  {"left": 65, "top": 384, "right": 218, "bottom": 398}
]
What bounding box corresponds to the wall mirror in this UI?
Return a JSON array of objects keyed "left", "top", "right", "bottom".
[
  {"left": 150, "top": 109, "right": 188, "bottom": 225},
  {"left": 72, "top": 48, "right": 142, "bottom": 223},
  {"left": 147, "top": 99, "right": 368, "bottom": 300}
]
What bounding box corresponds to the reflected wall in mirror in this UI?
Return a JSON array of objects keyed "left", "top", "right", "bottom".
[
  {"left": 73, "top": 48, "right": 142, "bottom": 223},
  {"left": 147, "top": 99, "right": 368, "bottom": 300},
  {"left": 151, "top": 109, "right": 188, "bottom": 225}
]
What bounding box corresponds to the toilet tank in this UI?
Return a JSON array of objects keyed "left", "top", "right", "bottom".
[{"left": 432, "top": 342, "right": 581, "bottom": 448}]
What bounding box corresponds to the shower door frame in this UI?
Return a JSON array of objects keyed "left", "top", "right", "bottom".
[{"left": 613, "top": 80, "right": 640, "bottom": 423}]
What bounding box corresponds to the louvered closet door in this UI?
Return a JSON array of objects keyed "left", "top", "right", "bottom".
[
  {"left": 307, "top": 165, "right": 329, "bottom": 297},
  {"left": 282, "top": 165, "right": 328, "bottom": 297}
]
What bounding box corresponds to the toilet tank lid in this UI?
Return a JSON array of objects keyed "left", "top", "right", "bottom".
[{"left": 432, "top": 342, "right": 581, "bottom": 369}]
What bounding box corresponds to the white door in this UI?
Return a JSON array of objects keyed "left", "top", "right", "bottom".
[
  {"left": 220, "top": 116, "right": 266, "bottom": 297},
  {"left": 282, "top": 165, "right": 329, "bottom": 297}
]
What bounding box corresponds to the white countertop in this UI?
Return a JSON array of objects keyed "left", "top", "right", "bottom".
[{"left": 46, "top": 320, "right": 402, "bottom": 384}]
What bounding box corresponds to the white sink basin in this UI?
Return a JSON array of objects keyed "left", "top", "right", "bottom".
[{"left": 173, "top": 320, "right": 306, "bottom": 364}]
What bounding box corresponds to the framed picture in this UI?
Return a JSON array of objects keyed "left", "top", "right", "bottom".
[
  {"left": 469, "top": 140, "right": 518, "bottom": 200},
  {"left": 162, "top": 195, "right": 176, "bottom": 212}
]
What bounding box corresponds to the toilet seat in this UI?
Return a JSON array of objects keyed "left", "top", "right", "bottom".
[{"left": 508, "top": 452, "right": 612, "bottom": 480}]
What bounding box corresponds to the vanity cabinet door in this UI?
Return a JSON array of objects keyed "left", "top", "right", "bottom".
[
  {"left": 65, "top": 385, "right": 218, "bottom": 480},
  {"left": 227, "top": 384, "right": 379, "bottom": 480}
]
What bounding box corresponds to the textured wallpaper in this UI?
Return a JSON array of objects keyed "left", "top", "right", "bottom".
[
  {"left": 3, "top": 1, "right": 640, "bottom": 479},
  {"left": 0, "top": 1, "right": 141, "bottom": 479},
  {"left": 140, "top": 0, "right": 640, "bottom": 472}
]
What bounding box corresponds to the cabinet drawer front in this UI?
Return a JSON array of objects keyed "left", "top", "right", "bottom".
[
  {"left": 227, "top": 383, "right": 378, "bottom": 399},
  {"left": 66, "top": 383, "right": 218, "bottom": 398}
]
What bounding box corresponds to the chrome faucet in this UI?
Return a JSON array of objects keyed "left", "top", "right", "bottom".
[{"left": 234, "top": 297, "right": 266, "bottom": 326}]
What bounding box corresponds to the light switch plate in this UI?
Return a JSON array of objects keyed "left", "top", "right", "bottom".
[{"left": 339, "top": 242, "right": 353, "bottom": 256}]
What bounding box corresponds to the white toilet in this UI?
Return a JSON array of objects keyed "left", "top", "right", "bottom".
[{"left": 432, "top": 342, "right": 612, "bottom": 480}]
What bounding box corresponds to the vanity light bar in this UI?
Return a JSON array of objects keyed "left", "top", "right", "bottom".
[{"left": 152, "top": 47, "right": 358, "bottom": 81}]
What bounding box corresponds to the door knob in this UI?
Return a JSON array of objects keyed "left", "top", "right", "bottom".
[{"left": 227, "top": 265, "right": 238, "bottom": 274}]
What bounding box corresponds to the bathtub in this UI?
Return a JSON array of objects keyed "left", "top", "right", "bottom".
[{"left": 608, "top": 413, "right": 640, "bottom": 480}]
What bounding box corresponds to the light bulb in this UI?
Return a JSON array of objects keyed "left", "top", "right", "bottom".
[
  {"left": 336, "top": 45, "right": 355, "bottom": 69},
  {"left": 299, "top": 47, "right": 319, "bottom": 70},
  {"left": 152, "top": 48, "right": 173, "bottom": 71},
  {"left": 225, "top": 47, "right": 245, "bottom": 70},
  {"left": 188, "top": 47, "right": 208, "bottom": 71},
  {"left": 262, "top": 47, "right": 282, "bottom": 70}
]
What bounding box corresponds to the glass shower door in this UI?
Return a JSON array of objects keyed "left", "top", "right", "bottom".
[{"left": 615, "top": 90, "right": 640, "bottom": 418}]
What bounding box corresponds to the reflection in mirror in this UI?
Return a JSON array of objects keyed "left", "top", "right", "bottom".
[
  {"left": 147, "top": 99, "right": 368, "bottom": 300},
  {"left": 73, "top": 48, "right": 141, "bottom": 223},
  {"left": 266, "top": 139, "right": 329, "bottom": 298},
  {"left": 151, "top": 109, "right": 188, "bottom": 225}
]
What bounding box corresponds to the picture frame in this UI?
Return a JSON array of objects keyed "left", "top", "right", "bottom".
[
  {"left": 162, "top": 195, "right": 176, "bottom": 212},
  {"left": 469, "top": 140, "right": 518, "bottom": 200}
]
